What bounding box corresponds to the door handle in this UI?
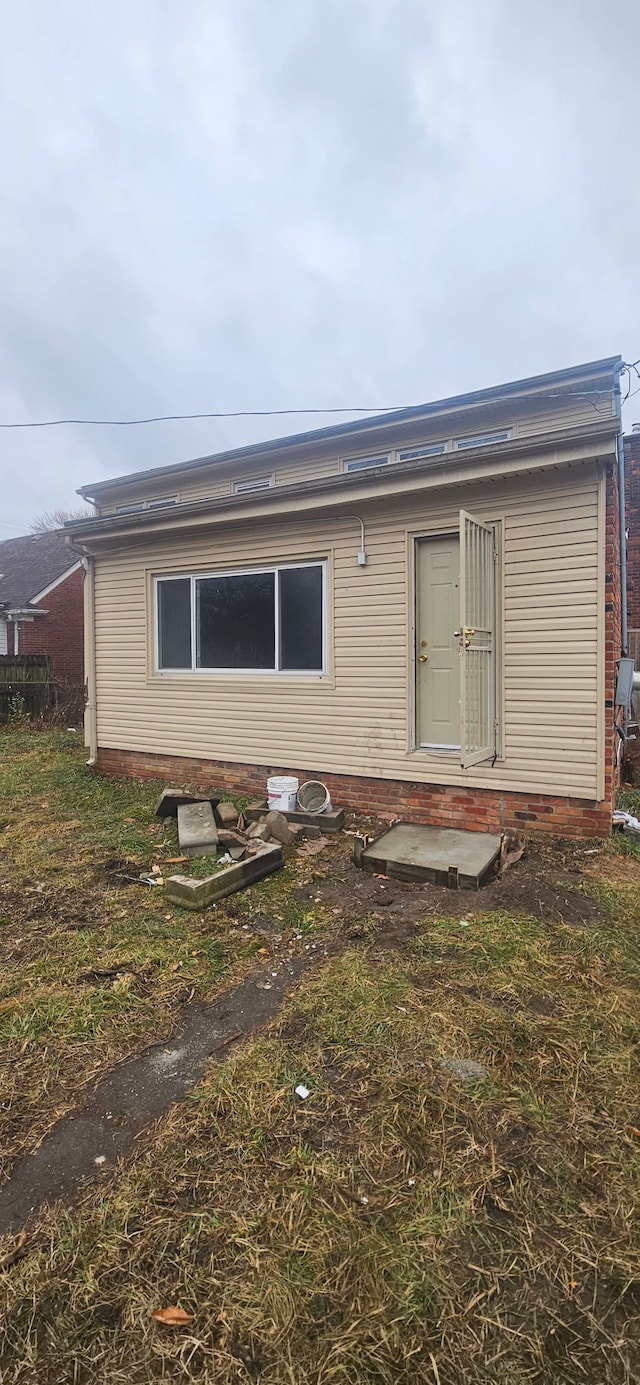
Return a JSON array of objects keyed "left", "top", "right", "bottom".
[{"left": 419, "top": 653, "right": 429, "bottom": 662}]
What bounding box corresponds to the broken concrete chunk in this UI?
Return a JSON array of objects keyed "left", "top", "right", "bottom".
[
  {"left": 155, "top": 788, "right": 196, "bottom": 819},
  {"left": 228, "top": 846, "right": 247, "bottom": 861},
  {"left": 215, "top": 801, "right": 239, "bottom": 827},
  {"left": 218, "top": 828, "right": 249, "bottom": 848},
  {"left": 155, "top": 787, "right": 220, "bottom": 820},
  {"left": 265, "top": 810, "right": 296, "bottom": 846},
  {"left": 247, "top": 821, "right": 272, "bottom": 841},
  {"left": 177, "top": 801, "right": 219, "bottom": 857},
  {"left": 165, "top": 844, "right": 284, "bottom": 909}
]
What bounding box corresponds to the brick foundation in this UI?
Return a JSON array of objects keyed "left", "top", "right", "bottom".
[{"left": 95, "top": 746, "right": 613, "bottom": 838}]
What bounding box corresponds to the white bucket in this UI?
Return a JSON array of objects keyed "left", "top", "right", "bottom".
[
  {"left": 267, "top": 775, "right": 299, "bottom": 813},
  {"left": 297, "top": 780, "right": 332, "bottom": 814}
]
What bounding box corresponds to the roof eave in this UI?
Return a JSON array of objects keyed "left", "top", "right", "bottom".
[
  {"left": 66, "top": 420, "right": 618, "bottom": 546},
  {"left": 76, "top": 355, "right": 623, "bottom": 500}
]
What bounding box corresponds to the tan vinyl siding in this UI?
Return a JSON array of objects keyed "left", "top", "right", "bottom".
[
  {"left": 93, "top": 392, "right": 614, "bottom": 516},
  {"left": 93, "top": 463, "right": 603, "bottom": 800}
]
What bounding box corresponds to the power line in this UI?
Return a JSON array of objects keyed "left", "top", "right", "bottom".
[
  {"left": 0, "top": 405, "right": 413, "bottom": 429},
  {"left": 0, "top": 375, "right": 636, "bottom": 429}
]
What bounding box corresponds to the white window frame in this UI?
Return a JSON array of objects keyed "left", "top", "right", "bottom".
[
  {"left": 342, "top": 431, "right": 511, "bottom": 473},
  {"left": 233, "top": 475, "right": 274, "bottom": 494},
  {"left": 343, "top": 453, "right": 390, "bottom": 473},
  {"left": 117, "top": 496, "right": 178, "bottom": 514},
  {"left": 154, "top": 560, "right": 328, "bottom": 676},
  {"left": 453, "top": 429, "right": 512, "bottom": 450}
]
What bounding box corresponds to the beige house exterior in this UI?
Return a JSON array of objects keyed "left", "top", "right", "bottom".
[{"left": 69, "top": 357, "right": 625, "bottom": 837}]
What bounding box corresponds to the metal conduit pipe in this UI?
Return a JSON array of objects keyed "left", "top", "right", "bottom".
[{"left": 614, "top": 366, "right": 628, "bottom": 658}]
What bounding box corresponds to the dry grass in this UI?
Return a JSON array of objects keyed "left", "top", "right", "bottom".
[
  {"left": 0, "top": 729, "right": 326, "bottom": 1172},
  {"left": 1, "top": 731, "right": 639, "bottom": 1381}
]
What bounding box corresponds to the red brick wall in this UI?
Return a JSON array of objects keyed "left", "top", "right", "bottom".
[
  {"left": 95, "top": 747, "right": 614, "bottom": 839},
  {"left": 624, "top": 433, "right": 640, "bottom": 632},
  {"left": 16, "top": 567, "right": 84, "bottom": 687}
]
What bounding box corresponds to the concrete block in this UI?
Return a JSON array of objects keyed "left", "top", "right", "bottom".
[
  {"left": 165, "top": 843, "right": 284, "bottom": 909},
  {"left": 244, "top": 802, "right": 345, "bottom": 833},
  {"left": 155, "top": 787, "right": 219, "bottom": 820},
  {"left": 358, "top": 822, "right": 502, "bottom": 890},
  {"left": 218, "top": 828, "right": 250, "bottom": 848},
  {"left": 215, "top": 801, "right": 239, "bottom": 827},
  {"left": 177, "top": 801, "right": 219, "bottom": 857},
  {"left": 247, "top": 821, "right": 271, "bottom": 841},
  {"left": 265, "top": 810, "right": 296, "bottom": 846}
]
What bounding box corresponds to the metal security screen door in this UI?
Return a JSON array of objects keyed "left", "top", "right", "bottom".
[{"left": 458, "top": 510, "right": 496, "bottom": 769}]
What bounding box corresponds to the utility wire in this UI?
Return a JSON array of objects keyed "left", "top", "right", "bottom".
[{"left": 0, "top": 374, "right": 636, "bottom": 429}]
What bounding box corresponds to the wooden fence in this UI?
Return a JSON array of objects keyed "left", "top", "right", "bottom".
[{"left": 0, "top": 655, "right": 52, "bottom": 720}]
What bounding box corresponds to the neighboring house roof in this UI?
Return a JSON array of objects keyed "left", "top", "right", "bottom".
[{"left": 0, "top": 531, "right": 81, "bottom": 611}]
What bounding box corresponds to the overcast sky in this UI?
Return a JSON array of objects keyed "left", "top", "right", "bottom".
[{"left": 1, "top": 0, "right": 639, "bottom": 534}]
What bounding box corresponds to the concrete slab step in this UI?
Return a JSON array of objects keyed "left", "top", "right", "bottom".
[
  {"left": 357, "top": 822, "right": 502, "bottom": 889},
  {"left": 177, "top": 801, "right": 219, "bottom": 856}
]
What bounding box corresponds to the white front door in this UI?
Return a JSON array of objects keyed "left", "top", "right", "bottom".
[{"left": 416, "top": 535, "right": 460, "bottom": 749}]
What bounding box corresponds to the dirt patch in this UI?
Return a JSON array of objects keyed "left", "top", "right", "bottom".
[{"left": 294, "top": 836, "right": 605, "bottom": 938}]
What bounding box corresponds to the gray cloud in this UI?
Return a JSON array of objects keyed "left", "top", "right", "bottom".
[{"left": 0, "top": 0, "right": 639, "bottom": 532}]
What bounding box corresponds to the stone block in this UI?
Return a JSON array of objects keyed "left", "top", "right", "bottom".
[
  {"left": 247, "top": 821, "right": 271, "bottom": 841},
  {"left": 215, "top": 801, "right": 239, "bottom": 827},
  {"left": 165, "top": 843, "right": 284, "bottom": 909},
  {"left": 177, "top": 801, "right": 219, "bottom": 856},
  {"left": 244, "top": 802, "right": 345, "bottom": 832},
  {"left": 218, "top": 828, "right": 249, "bottom": 848},
  {"left": 154, "top": 787, "right": 219, "bottom": 820},
  {"left": 265, "top": 810, "right": 296, "bottom": 846}
]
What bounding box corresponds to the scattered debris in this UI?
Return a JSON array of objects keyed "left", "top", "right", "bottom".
[
  {"left": 298, "top": 836, "right": 331, "bottom": 857},
  {"left": 499, "top": 833, "right": 525, "bottom": 873},
  {"left": 94, "top": 1155, "right": 106, "bottom": 1166},
  {"left": 150, "top": 1306, "right": 194, "bottom": 1326},
  {"left": 218, "top": 829, "right": 251, "bottom": 849},
  {"left": 439, "top": 1057, "right": 488, "bottom": 1083},
  {"left": 177, "top": 801, "right": 219, "bottom": 857},
  {"left": 0, "top": 1231, "right": 28, "bottom": 1274},
  {"left": 295, "top": 1084, "right": 310, "bottom": 1100},
  {"left": 613, "top": 810, "right": 640, "bottom": 836},
  {"left": 215, "top": 801, "right": 239, "bottom": 828}
]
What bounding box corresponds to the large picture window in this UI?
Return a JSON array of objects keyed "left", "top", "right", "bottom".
[{"left": 155, "top": 563, "right": 326, "bottom": 673}]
